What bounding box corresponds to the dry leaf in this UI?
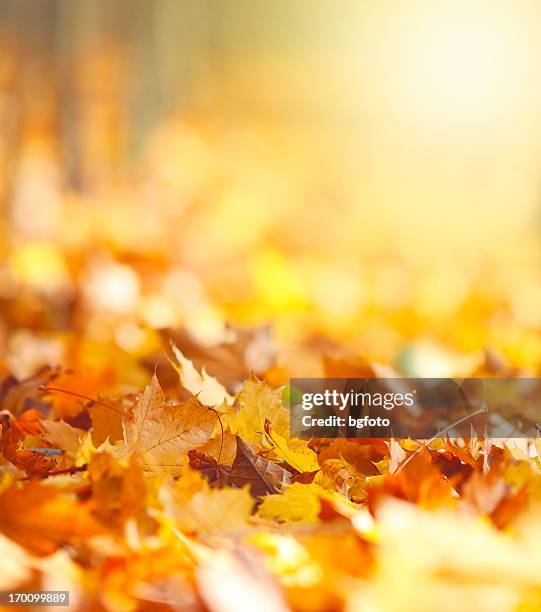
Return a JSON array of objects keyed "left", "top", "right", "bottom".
[
  {"left": 228, "top": 438, "right": 291, "bottom": 496},
  {"left": 170, "top": 344, "right": 234, "bottom": 407},
  {"left": 88, "top": 396, "right": 127, "bottom": 446},
  {"left": 123, "top": 374, "right": 216, "bottom": 470},
  {"left": 227, "top": 376, "right": 289, "bottom": 449},
  {"left": 257, "top": 483, "right": 322, "bottom": 524}
]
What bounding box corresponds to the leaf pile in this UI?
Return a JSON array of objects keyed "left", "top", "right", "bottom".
[{"left": 2, "top": 347, "right": 541, "bottom": 612}]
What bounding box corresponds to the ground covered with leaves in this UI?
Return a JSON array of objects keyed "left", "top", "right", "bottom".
[{"left": 2, "top": 337, "right": 541, "bottom": 612}]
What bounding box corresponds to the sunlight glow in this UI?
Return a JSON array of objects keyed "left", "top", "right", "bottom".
[{"left": 385, "top": 2, "right": 539, "bottom": 125}]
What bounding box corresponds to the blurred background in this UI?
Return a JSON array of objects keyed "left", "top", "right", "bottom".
[{"left": 1, "top": 0, "right": 541, "bottom": 383}]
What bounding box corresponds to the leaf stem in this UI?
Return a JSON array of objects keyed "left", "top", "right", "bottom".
[{"left": 39, "top": 386, "right": 124, "bottom": 416}]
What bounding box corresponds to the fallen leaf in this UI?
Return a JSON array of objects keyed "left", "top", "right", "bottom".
[
  {"left": 188, "top": 449, "right": 233, "bottom": 487},
  {"left": 263, "top": 419, "right": 319, "bottom": 473},
  {"left": 170, "top": 344, "right": 234, "bottom": 407},
  {"left": 42, "top": 419, "right": 84, "bottom": 458},
  {"left": 88, "top": 395, "right": 131, "bottom": 446},
  {"left": 257, "top": 483, "right": 322, "bottom": 524},
  {"left": 227, "top": 376, "right": 289, "bottom": 450},
  {"left": 123, "top": 374, "right": 216, "bottom": 471},
  {"left": 229, "top": 437, "right": 291, "bottom": 496}
]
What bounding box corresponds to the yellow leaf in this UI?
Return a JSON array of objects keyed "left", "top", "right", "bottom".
[
  {"left": 263, "top": 421, "right": 319, "bottom": 473},
  {"left": 170, "top": 344, "right": 234, "bottom": 407},
  {"left": 257, "top": 483, "right": 323, "bottom": 524},
  {"left": 227, "top": 376, "right": 289, "bottom": 450}
]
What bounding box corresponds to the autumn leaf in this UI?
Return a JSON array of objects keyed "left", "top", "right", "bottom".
[
  {"left": 196, "top": 431, "right": 237, "bottom": 464},
  {"left": 257, "top": 482, "right": 323, "bottom": 524},
  {"left": 188, "top": 449, "right": 233, "bottom": 487},
  {"left": 88, "top": 395, "right": 131, "bottom": 446},
  {"left": 42, "top": 419, "right": 84, "bottom": 458},
  {"left": 1, "top": 412, "right": 55, "bottom": 477},
  {"left": 263, "top": 419, "right": 319, "bottom": 473},
  {"left": 382, "top": 446, "right": 456, "bottom": 508},
  {"left": 227, "top": 376, "right": 289, "bottom": 449},
  {"left": 228, "top": 437, "right": 291, "bottom": 496},
  {"left": 170, "top": 344, "right": 234, "bottom": 407},
  {"left": 0, "top": 366, "right": 59, "bottom": 417},
  {"left": 123, "top": 374, "right": 216, "bottom": 470}
]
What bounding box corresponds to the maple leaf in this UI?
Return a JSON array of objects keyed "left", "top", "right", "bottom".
[
  {"left": 196, "top": 431, "right": 237, "bottom": 464},
  {"left": 123, "top": 374, "right": 216, "bottom": 470},
  {"left": 169, "top": 344, "right": 234, "bottom": 407},
  {"left": 257, "top": 482, "right": 323, "bottom": 524},
  {"left": 188, "top": 449, "right": 233, "bottom": 487},
  {"left": 42, "top": 419, "right": 84, "bottom": 458},
  {"left": 229, "top": 437, "right": 291, "bottom": 496},
  {"left": 263, "top": 419, "right": 319, "bottom": 473},
  {"left": 0, "top": 366, "right": 59, "bottom": 417},
  {"left": 88, "top": 394, "right": 132, "bottom": 446},
  {"left": 382, "top": 446, "right": 456, "bottom": 508},
  {"left": 189, "top": 437, "right": 291, "bottom": 496},
  {"left": 227, "top": 376, "right": 289, "bottom": 449}
]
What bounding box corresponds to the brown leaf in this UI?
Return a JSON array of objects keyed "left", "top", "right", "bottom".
[
  {"left": 196, "top": 431, "right": 237, "bottom": 465},
  {"left": 228, "top": 438, "right": 291, "bottom": 496},
  {"left": 189, "top": 438, "right": 291, "bottom": 496},
  {"left": 188, "top": 449, "right": 232, "bottom": 487},
  {"left": 123, "top": 374, "right": 216, "bottom": 470},
  {"left": 89, "top": 395, "right": 133, "bottom": 446}
]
